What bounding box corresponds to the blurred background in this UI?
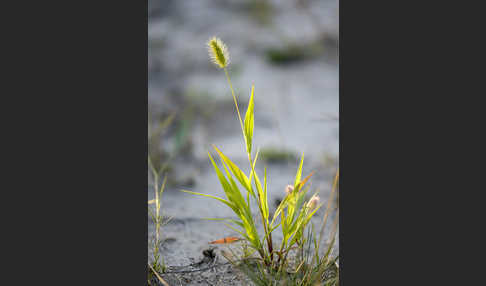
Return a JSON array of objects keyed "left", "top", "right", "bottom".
[{"left": 148, "top": 0, "right": 338, "bottom": 270}]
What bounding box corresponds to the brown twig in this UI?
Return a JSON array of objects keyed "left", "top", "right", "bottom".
[{"left": 148, "top": 262, "right": 170, "bottom": 286}]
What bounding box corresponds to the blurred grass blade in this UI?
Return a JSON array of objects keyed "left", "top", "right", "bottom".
[
  {"left": 149, "top": 112, "right": 175, "bottom": 140},
  {"left": 318, "top": 169, "right": 339, "bottom": 250}
]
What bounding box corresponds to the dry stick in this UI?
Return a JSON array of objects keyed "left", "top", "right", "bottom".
[
  {"left": 317, "top": 169, "right": 339, "bottom": 252},
  {"left": 148, "top": 262, "right": 170, "bottom": 286}
]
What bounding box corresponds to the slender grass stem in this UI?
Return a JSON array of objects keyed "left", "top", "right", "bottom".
[
  {"left": 224, "top": 67, "right": 245, "bottom": 139},
  {"left": 324, "top": 208, "right": 339, "bottom": 262},
  {"left": 224, "top": 66, "right": 273, "bottom": 264},
  {"left": 154, "top": 174, "right": 159, "bottom": 245},
  {"left": 259, "top": 203, "right": 272, "bottom": 265},
  {"left": 317, "top": 169, "right": 339, "bottom": 252},
  {"left": 149, "top": 157, "right": 167, "bottom": 272}
]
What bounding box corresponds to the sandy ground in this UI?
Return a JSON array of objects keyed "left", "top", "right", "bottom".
[{"left": 148, "top": 0, "right": 338, "bottom": 284}]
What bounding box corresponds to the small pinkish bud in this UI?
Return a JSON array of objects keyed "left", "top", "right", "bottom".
[
  {"left": 285, "top": 185, "right": 294, "bottom": 195},
  {"left": 307, "top": 194, "right": 320, "bottom": 210}
]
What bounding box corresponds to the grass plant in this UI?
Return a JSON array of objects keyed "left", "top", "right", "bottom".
[
  {"left": 182, "top": 37, "right": 338, "bottom": 285},
  {"left": 148, "top": 156, "right": 172, "bottom": 284}
]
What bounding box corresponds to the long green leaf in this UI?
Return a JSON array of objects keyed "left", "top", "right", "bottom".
[
  {"left": 203, "top": 217, "right": 245, "bottom": 229},
  {"left": 294, "top": 153, "right": 305, "bottom": 188},
  {"left": 252, "top": 168, "right": 268, "bottom": 223},
  {"left": 263, "top": 166, "right": 269, "bottom": 222},
  {"left": 215, "top": 160, "right": 259, "bottom": 243},
  {"left": 213, "top": 145, "right": 253, "bottom": 196},
  {"left": 244, "top": 85, "right": 255, "bottom": 155},
  {"left": 208, "top": 152, "right": 242, "bottom": 211},
  {"left": 180, "top": 190, "right": 235, "bottom": 211},
  {"left": 219, "top": 157, "right": 251, "bottom": 218},
  {"left": 271, "top": 194, "right": 291, "bottom": 226}
]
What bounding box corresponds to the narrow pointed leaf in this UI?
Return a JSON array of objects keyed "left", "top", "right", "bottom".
[
  {"left": 219, "top": 157, "right": 250, "bottom": 218},
  {"left": 294, "top": 153, "right": 305, "bottom": 188},
  {"left": 213, "top": 145, "right": 252, "bottom": 195},
  {"left": 263, "top": 166, "right": 269, "bottom": 221},
  {"left": 244, "top": 85, "right": 255, "bottom": 155},
  {"left": 181, "top": 190, "right": 235, "bottom": 212},
  {"left": 208, "top": 152, "right": 242, "bottom": 209}
]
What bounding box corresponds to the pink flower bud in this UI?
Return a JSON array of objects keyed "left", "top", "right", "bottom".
[
  {"left": 307, "top": 195, "right": 320, "bottom": 210},
  {"left": 285, "top": 185, "right": 294, "bottom": 195}
]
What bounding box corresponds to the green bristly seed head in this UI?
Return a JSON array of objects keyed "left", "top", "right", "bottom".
[{"left": 207, "top": 36, "right": 230, "bottom": 68}]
